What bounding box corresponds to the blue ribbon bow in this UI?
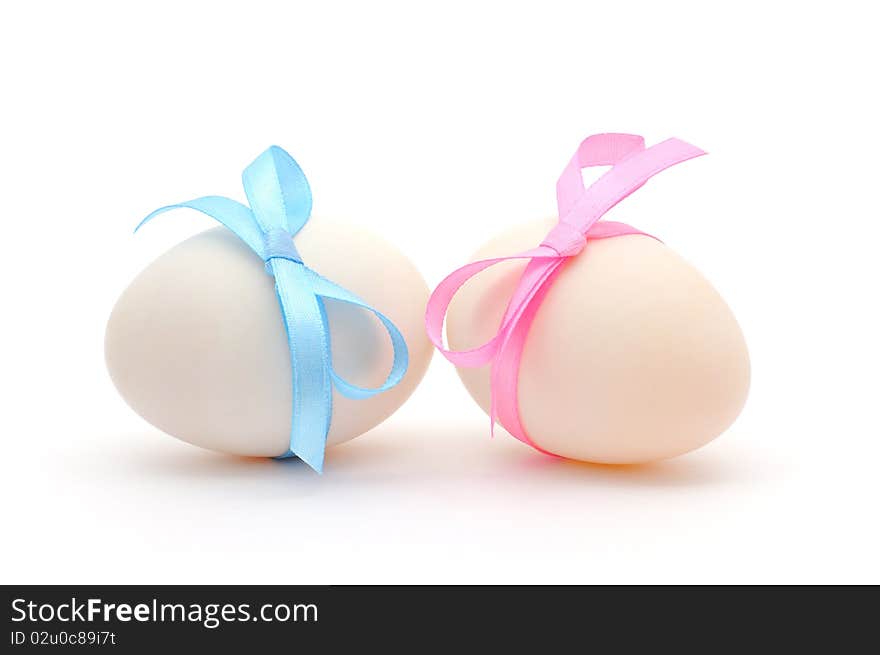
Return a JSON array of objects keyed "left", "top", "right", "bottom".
[{"left": 136, "top": 146, "right": 409, "bottom": 472}]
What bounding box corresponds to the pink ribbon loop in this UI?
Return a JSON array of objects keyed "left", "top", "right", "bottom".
[{"left": 424, "top": 134, "right": 707, "bottom": 451}]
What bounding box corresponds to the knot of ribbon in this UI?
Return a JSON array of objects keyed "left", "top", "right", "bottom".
[
  {"left": 136, "top": 145, "right": 409, "bottom": 472},
  {"left": 262, "top": 227, "right": 303, "bottom": 268},
  {"left": 424, "top": 133, "right": 706, "bottom": 451}
]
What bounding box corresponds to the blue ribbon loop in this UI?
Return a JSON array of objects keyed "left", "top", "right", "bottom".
[{"left": 135, "top": 145, "right": 409, "bottom": 473}]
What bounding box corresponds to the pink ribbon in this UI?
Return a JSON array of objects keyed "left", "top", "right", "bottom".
[{"left": 424, "top": 133, "right": 707, "bottom": 452}]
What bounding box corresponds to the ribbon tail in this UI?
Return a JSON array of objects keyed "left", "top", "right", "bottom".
[
  {"left": 135, "top": 196, "right": 264, "bottom": 255},
  {"left": 561, "top": 138, "right": 707, "bottom": 231},
  {"left": 271, "top": 259, "right": 332, "bottom": 473},
  {"left": 489, "top": 258, "right": 565, "bottom": 450}
]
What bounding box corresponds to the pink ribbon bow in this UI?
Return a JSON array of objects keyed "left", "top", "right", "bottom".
[{"left": 424, "top": 133, "right": 706, "bottom": 452}]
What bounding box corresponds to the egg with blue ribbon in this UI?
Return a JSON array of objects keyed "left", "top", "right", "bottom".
[{"left": 105, "top": 146, "right": 432, "bottom": 472}]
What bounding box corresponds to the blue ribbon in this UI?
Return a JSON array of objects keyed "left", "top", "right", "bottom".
[{"left": 136, "top": 146, "right": 409, "bottom": 472}]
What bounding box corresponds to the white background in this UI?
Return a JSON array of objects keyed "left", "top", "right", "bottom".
[{"left": 1, "top": 1, "right": 878, "bottom": 584}]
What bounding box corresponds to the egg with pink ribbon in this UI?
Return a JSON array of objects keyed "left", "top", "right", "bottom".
[{"left": 426, "top": 134, "right": 749, "bottom": 464}]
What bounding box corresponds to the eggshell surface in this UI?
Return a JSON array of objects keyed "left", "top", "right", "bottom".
[
  {"left": 106, "top": 222, "right": 432, "bottom": 457},
  {"left": 446, "top": 218, "right": 750, "bottom": 464}
]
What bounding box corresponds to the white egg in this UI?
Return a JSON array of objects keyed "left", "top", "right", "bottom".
[
  {"left": 446, "top": 218, "right": 750, "bottom": 464},
  {"left": 105, "top": 221, "right": 432, "bottom": 457}
]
